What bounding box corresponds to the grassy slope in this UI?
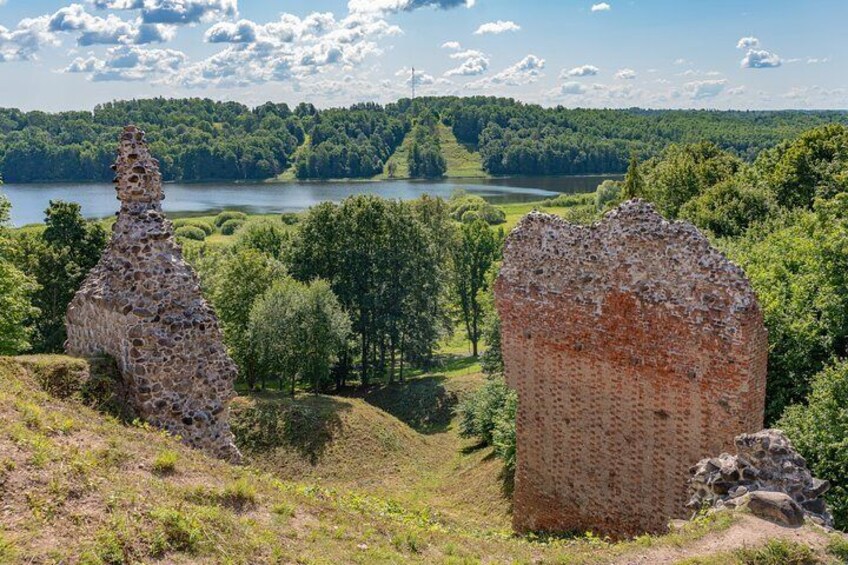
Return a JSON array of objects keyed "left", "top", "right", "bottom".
[
  {"left": 377, "top": 123, "right": 486, "bottom": 181},
  {"left": 2, "top": 356, "right": 843, "bottom": 564}
]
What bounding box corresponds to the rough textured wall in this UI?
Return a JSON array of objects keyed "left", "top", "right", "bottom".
[
  {"left": 66, "top": 126, "right": 240, "bottom": 462},
  {"left": 494, "top": 200, "right": 767, "bottom": 538}
]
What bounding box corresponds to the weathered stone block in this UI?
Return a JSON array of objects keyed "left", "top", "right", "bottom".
[{"left": 494, "top": 201, "right": 768, "bottom": 538}]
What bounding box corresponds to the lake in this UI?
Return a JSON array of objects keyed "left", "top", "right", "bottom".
[{"left": 2, "top": 175, "right": 620, "bottom": 227}]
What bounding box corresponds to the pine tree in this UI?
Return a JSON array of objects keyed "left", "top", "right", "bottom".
[{"left": 622, "top": 153, "right": 645, "bottom": 200}]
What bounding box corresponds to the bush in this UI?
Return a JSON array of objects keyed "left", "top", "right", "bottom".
[
  {"left": 595, "top": 179, "right": 623, "bottom": 211},
  {"left": 779, "top": 360, "right": 848, "bottom": 530},
  {"left": 460, "top": 206, "right": 506, "bottom": 225},
  {"left": 491, "top": 390, "right": 516, "bottom": 471},
  {"left": 280, "top": 212, "right": 300, "bottom": 225},
  {"left": 449, "top": 194, "right": 505, "bottom": 224},
  {"left": 214, "top": 210, "right": 247, "bottom": 227},
  {"left": 174, "top": 226, "right": 206, "bottom": 241},
  {"left": 220, "top": 219, "right": 245, "bottom": 235},
  {"left": 173, "top": 219, "right": 214, "bottom": 235},
  {"left": 458, "top": 376, "right": 512, "bottom": 446},
  {"left": 541, "top": 192, "right": 595, "bottom": 208}
]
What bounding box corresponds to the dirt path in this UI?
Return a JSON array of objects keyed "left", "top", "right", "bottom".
[{"left": 616, "top": 514, "right": 838, "bottom": 564}]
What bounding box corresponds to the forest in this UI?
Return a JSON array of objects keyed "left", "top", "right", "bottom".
[{"left": 1, "top": 96, "right": 846, "bottom": 183}]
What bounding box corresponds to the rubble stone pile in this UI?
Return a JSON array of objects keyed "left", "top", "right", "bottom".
[{"left": 688, "top": 429, "right": 832, "bottom": 527}]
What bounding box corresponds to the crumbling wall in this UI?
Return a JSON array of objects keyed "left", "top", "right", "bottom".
[
  {"left": 66, "top": 126, "right": 240, "bottom": 462},
  {"left": 494, "top": 200, "right": 768, "bottom": 538}
]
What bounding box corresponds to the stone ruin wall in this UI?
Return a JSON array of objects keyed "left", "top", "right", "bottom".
[
  {"left": 494, "top": 200, "right": 768, "bottom": 538},
  {"left": 65, "top": 126, "right": 240, "bottom": 462}
]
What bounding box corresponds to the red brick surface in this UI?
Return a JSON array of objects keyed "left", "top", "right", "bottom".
[{"left": 494, "top": 201, "right": 767, "bottom": 538}]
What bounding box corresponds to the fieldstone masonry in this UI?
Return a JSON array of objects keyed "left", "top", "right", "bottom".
[
  {"left": 494, "top": 200, "right": 768, "bottom": 538},
  {"left": 688, "top": 429, "right": 832, "bottom": 527},
  {"left": 65, "top": 125, "right": 240, "bottom": 462}
]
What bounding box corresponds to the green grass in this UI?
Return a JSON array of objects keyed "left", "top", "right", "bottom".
[
  {"left": 0, "top": 352, "right": 839, "bottom": 563},
  {"left": 151, "top": 449, "right": 178, "bottom": 474},
  {"left": 437, "top": 123, "right": 487, "bottom": 179}
]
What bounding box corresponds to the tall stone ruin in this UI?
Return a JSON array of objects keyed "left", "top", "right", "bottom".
[
  {"left": 66, "top": 126, "right": 240, "bottom": 462},
  {"left": 494, "top": 200, "right": 767, "bottom": 538}
]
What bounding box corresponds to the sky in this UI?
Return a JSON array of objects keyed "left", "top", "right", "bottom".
[{"left": 0, "top": 0, "right": 844, "bottom": 112}]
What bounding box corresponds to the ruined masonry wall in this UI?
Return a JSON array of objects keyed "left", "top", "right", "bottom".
[
  {"left": 66, "top": 126, "right": 240, "bottom": 462},
  {"left": 494, "top": 200, "right": 767, "bottom": 538}
]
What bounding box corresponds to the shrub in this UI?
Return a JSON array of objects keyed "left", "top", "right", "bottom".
[
  {"left": 595, "top": 179, "right": 623, "bottom": 211},
  {"left": 541, "top": 192, "right": 595, "bottom": 208},
  {"left": 779, "top": 360, "right": 848, "bottom": 529},
  {"left": 173, "top": 219, "right": 214, "bottom": 235},
  {"left": 214, "top": 210, "right": 247, "bottom": 227},
  {"left": 460, "top": 206, "right": 506, "bottom": 225},
  {"left": 280, "top": 212, "right": 300, "bottom": 225},
  {"left": 152, "top": 449, "right": 178, "bottom": 474},
  {"left": 174, "top": 226, "right": 206, "bottom": 241},
  {"left": 449, "top": 195, "right": 506, "bottom": 225},
  {"left": 491, "top": 389, "right": 516, "bottom": 471},
  {"left": 458, "top": 376, "right": 512, "bottom": 446},
  {"left": 220, "top": 219, "right": 245, "bottom": 235}
]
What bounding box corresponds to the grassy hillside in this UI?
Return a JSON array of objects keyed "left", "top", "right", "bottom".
[
  {"left": 2, "top": 355, "right": 846, "bottom": 564},
  {"left": 377, "top": 123, "right": 486, "bottom": 180}
]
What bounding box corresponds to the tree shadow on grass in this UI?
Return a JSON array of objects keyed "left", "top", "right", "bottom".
[
  {"left": 230, "top": 392, "right": 352, "bottom": 465},
  {"left": 349, "top": 376, "right": 459, "bottom": 435}
]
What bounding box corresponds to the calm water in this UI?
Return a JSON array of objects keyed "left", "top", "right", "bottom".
[{"left": 3, "top": 175, "right": 620, "bottom": 227}]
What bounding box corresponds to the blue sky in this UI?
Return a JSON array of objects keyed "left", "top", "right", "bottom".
[{"left": 0, "top": 0, "right": 843, "bottom": 111}]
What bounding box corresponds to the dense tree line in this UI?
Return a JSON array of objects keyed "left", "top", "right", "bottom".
[
  {"left": 2, "top": 96, "right": 846, "bottom": 183},
  {"left": 0, "top": 98, "right": 304, "bottom": 182},
  {"left": 294, "top": 103, "right": 408, "bottom": 179}
]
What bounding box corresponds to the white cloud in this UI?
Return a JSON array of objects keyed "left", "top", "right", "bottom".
[
  {"left": 563, "top": 64, "right": 598, "bottom": 78},
  {"left": 49, "top": 3, "right": 173, "bottom": 46},
  {"left": 93, "top": 0, "right": 238, "bottom": 25},
  {"left": 445, "top": 49, "right": 488, "bottom": 76},
  {"left": 468, "top": 54, "right": 544, "bottom": 88},
  {"left": 741, "top": 48, "right": 781, "bottom": 68},
  {"left": 591, "top": 3, "right": 611, "bottom": 12},
  {"left": 474, "top": 20, "right": 520, "bottom": 35},
  {"left": 807, "top": 57, "right": 830, "bottom": 64},
  {"left": 178, "top": 10, "right": 401, "bottom": 87},
  {"left": 347, "top": 0, "right": 475, "bottom": 14},
  {"left": 684, "top": 78, "right": 727, "bottom": 99},
  {"left": 205, "top": 19, "right": 259, "bottom": 43},
  {"left": 0, "top": 15, "right": 59, "bottom": 62},
  {"left": 65, "top": 44, "right": 186, "bottom": 81},
  {"left": 558, "top": 81, "right": 586, "bottom": 95},
  {"left": 441, "top": 40, "right": 461, "bottom": 50},
  {"left": 615, "top": 68, "right": 636, "bottom": 80},
  {"left": 726, "top": 85, "right": 746, "bottom": 96},
  {"left": 736, "top": 36, "right": 759, "bottom": 49}
]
